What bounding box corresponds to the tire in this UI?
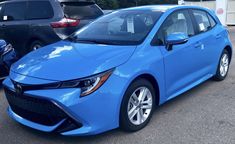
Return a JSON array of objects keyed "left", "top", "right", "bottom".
[
  {"left": 213, "top": 49, "right": 230, "bottom": 81},
  {"left": 120, "top": 78, "right": 156, "bottom": 132},
  {"left": 29, "top": 40, "right": 44, "bottom": 51}
]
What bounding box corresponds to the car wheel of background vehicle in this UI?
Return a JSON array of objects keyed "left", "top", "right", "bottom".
[
  {"left": 120, "top": 78, "right": 155, "bottom": 132},
  {"left": 30, "top": 40, "right": 44, "bottom": 51},
  {"left": 213, "top": 49, "right": 230, "bottom": 81}
]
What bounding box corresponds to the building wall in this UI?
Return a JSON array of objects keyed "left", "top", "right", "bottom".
[
  {"left": 184, "top": 1, "right": 216, "bottom": 10},
  {"left": 226, "top": 0, "right": 235, "bottom": 25},
  {"left": 183, "top": 0, "right": 235, "bottom": 25}
]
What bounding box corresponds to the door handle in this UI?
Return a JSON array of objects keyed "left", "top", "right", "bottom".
[
  {"left": 194, "top": 42, "right": 202, "bottom": 48},
  {"left": 216, "top": 34, "right": 222, "bottom": 39}
]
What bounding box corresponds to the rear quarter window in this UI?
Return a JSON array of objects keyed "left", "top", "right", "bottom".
[
  {"left": 61, "top": 2, "right": 103, "bottom": 20},
  {"left": 207, "top": 13, "right": 216, "bottom": 28},
  {"left": 27, "top": 1, "right": 54, "bottom": 20}
]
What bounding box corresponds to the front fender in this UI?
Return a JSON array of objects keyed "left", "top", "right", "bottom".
[{"left": 115, "top": 44, "right": 167, "bottom": 106}]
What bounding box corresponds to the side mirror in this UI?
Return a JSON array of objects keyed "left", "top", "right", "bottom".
[
  {"left": 0, "top": 39, "right": 7, "bottom": 54},
  {"left": 165, "top": 33, "right": 188, "bottom": 51}
]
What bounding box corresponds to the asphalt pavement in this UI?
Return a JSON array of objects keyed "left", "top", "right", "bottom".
[{"left": 0, "top": 27, "right": 235, "bottom": 144}]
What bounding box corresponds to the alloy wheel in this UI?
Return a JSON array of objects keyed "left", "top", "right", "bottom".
[
  {"left": 220, "top": 53, "right": 229, "bottom": 77},
  {"left": 127, "top": 87, "right": 153, "bottom": 126}
]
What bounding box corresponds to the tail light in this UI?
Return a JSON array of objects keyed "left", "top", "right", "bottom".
[{"left": 51, "top": 18, "right": 80, "bottom": 28}]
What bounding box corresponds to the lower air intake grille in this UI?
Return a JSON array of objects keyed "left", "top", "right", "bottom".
[{"left": 4, "top": 87, "right": 67, "bottom": 126}]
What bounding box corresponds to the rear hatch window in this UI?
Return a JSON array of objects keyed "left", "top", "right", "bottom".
[{"left": 61, "top": 2, "right": 103, "bottom": 20}]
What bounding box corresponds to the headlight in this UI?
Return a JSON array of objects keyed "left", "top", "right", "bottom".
[
  {"left": 60, "top": 69, "right": 113, "bottom": 96},
  {"left": 11, "top": 69, "right": 114, "bottom": 97}
]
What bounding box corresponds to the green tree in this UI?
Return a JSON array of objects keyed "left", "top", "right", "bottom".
[
  {"left": 95, "top": 0, "right": 119, "bottom": 10},
  {"left": 63, "top": 0, "right": 178, "bottom": 10},
  {"left": 117, "top": 0, "right": 177, "bottom": 8}
]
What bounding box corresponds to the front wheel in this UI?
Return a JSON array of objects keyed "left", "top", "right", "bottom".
[
  {"left": 120, "top": 78, "right": 155, "bottom": 132},
  {"left": 213, "top": 49, "right": 230, "bottom": 81}
]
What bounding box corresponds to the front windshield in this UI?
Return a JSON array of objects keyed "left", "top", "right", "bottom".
[{"left": 68, "top": 10, "right": 163, "bottom": 45}]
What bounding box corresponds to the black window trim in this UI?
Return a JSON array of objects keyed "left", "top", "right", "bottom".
[
  {"left": 151, "top": 8, "right": 196, "bottom": 46},
  {"left": 2, "top": 1, "right": 27, "bottom": 22}
]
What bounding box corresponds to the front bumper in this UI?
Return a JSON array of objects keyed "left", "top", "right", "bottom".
[{"left": 3, "top": 71, "right": 127, "bottom": 136}]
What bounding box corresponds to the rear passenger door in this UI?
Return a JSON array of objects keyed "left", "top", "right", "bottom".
[
  {"left": 26, "top": 1, "right": 56, "bottom": 47},
  {"left": 191, "top": 9, "right": 221, "bottom": 75},
  {"left": 1, "top": 1, "right": 29, "bottom": 56}
]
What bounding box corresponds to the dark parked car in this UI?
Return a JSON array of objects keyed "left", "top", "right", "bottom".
[
  {"left": 0, "top": 0, "right": 103, "bottom": 57},
  {"left": 0, "top": 40, "right": 17, "bottom": 79}
]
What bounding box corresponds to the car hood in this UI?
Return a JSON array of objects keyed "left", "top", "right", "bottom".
[{"left": 11, "top": 41, "right": 136, "bottom": 81}]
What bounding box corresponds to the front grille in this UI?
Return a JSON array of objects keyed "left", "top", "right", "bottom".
[{"left": 4, "top": 87, "right": 67, "bottom": 126}]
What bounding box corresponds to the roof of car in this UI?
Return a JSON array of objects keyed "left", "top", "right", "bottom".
[
  {"left": 121, "top": 5, "right": 210, "bottom": 12},
  {"left": 125, "top": 5, "right": 177, "bottom": 11}
]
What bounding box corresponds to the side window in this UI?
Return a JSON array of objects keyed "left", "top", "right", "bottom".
[
  {"left": 27, "top": 1, "right": 54, "bottom": 20},
  {"left": 207, "top": 13, "right": 216, "bottom": 28},
  {"left": 156, "top": 10, "right": 195, "bottom": 45},
  {"left": 3, "top": 2, "right": 26, "bottom": 21},
  {"left": 192, "top": 10, "right": 211, "bottom": 32}
]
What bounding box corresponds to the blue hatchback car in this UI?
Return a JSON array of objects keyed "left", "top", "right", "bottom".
[{"left": 3, "top": 5, "right": 233, "bottom": 136}]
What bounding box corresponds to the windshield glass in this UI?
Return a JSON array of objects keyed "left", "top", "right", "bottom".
[{"left": 68, "top": 10, "right": 163, "bottom": 45}]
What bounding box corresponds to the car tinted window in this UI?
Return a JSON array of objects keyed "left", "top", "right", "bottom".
[
  {"left": 156, "top": 10, "right": 195, "bottom": 45},
  {"left": 61, "top": 2, "right": 103, "bottom": 19},
  {"left": 3, "top": 2, "right": 26, "bottom": 21},
  {"left": 27, "top": 1, "right": 54, "bottom": 20},
  {"left": 207, "top": 13, "right": 216, "bottom": 28},
  {"left": 192, "top": 10, "right": 211, "bottom": 32}
]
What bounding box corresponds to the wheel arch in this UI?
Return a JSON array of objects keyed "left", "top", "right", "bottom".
[
  {"left": 224, "top": 45, "right": 233, "bottom": 62},
  {"left": 26, "top": 37, "right": 44, "bottom": 51},
  {"left": 129, "top": 73, "right": 160, "bottom": 106},
  {"left": 118, "top": 72, "right": 161, "bottom": 130}
]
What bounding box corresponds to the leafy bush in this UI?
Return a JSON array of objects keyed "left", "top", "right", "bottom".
[{"left": 95, "top": 0, "right": 178, "bottom": 9}]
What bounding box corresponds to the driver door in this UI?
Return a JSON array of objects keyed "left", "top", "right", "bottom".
[{"left": 157, "top": 10, "right": 204, "bottom": 99}]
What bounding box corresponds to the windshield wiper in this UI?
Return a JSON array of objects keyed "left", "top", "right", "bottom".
[
  {"left": 72, "top": 39, "right": 120, "bottom": 45},
  {"left": 66, "top": 36, "right": 77, "bottom": 42}
]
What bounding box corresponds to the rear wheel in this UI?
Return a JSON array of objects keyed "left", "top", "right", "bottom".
[
  {"left": 120, "top": 78, "right": 155, "bottom": 132},
  {"left": 29, "top": 40, "right": 44, "bottom": 51},
  {"left": 213, "top": 49, "right": 230, "bottom": 81}
]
